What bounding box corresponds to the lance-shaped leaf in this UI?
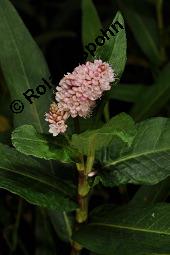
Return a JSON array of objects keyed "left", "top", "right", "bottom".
[
  {"left": 12, "top": 125, "right": 76, "bottom": 163},
  {"left": 73, "top": 204, "right": 170, "bottom": 254},
  {"left": 95, "top": 11, "right": 127, "bottom": 78},
  {"left": 97, "top": 117, "right": 170, "bottom": 186},
  {"left": 0, "top": 143, "right": 77, "bottom": 211},
  {"left": 0, "top": 0, "right": 52, "bottom": 132},
  {"left": 71, "top": 113, "right": 136, "bottom": 156},
  {"left": 82, "top": 0, "right": 101, "bottom": 47},
  {"left": 118, "top": 0, "right": 161, "bottom": 65}
]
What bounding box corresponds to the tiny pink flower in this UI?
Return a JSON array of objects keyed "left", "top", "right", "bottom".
[
  {"left": 45, "top": 102, "right": 70, "bottom": 136},
  {"left": 56, "top": 60, "right": 115, "bottom": 118}
]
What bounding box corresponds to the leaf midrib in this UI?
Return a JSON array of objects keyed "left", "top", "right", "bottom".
[
  {"left": 0, "top": 165, "right": 72, "bottom": 198},
  {"left": 63, "top": 211, "right": 72, "bottom": 240},
  {"left": 90, "top": 222, "right": 170, "bottom": 236},
  {"left": 105, "top": 147, "right": 170, "bottom": 167},
  {"left": 13, "top": 136, "right": 47, "bottom": 144}
]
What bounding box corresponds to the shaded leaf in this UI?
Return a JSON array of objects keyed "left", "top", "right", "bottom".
[
  {"left": 118, "top": 0, "right": 161, "bottom": 65},
  {"left": 109, "top": 84, "right": 148, "bottom": 102},
  {"left": 131, "top": 63, "right": 170, "bottom": 121},
  {"left": 130, "top": 177, "right": 170, "bottom": 206},
  {"left": 82, "top": 0, "right": 101, "bottom": 47},
  {"left": 49, "top": 210, "right": 73, "bottom": 243},
  {"left": 0, "top": 0, "right": 52, "bottom": 132},
  {"left": 0, "top": 143, "right": 77, "bottom": 211},
  {"left": 73, "top": 204, "right": 170, "bottom": 254}
]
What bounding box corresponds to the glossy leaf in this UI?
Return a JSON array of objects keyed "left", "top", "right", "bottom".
[
  {"left": 97, "top": 117, "right": 170, "bottom": 186},
  {"left": 73, "top": 204, "right": 170, "bottom": 254},
  {"left": 72, "top": 113, "right": 135, "bottom": 156},
  {"left": 131, "top": 63, "right": 170, "bottom": 121},
  {"left": 0, "top": 0, "right": 52, "bottom": 132},
  {"left": 0, "top": 143, "right": 77, "bottom": 211},
  {"left": 12, "top": 125, "right": 75, "bottom": 163}
]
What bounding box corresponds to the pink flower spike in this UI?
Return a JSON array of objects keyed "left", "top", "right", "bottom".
[
  {"left": 55, "top": 60, "right": 115, "bottom": 118},
  {"left": 45, "top": 60, "right": 115, "bottom": 136}
]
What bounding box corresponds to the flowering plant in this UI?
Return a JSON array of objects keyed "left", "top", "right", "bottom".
[{"left": 0, "top": 0, "right": 170, "bottom": 254}]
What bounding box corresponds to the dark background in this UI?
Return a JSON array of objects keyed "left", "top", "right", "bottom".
[{"left": 0, "top": 0, "right": 170, "bottom": 254}]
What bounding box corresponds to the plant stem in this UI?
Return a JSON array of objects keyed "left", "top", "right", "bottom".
[
  {"left": 76, "top": 171, "right": 89, "bottom": 223},
  {"left": 70, "top": 152, "right": 94, "bottom": 255},
  {"left": 71, "top": 118, "right": 95, "bottom": 255}
]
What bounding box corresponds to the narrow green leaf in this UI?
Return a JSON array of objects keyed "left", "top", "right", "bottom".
[
  {"left": 73, "top": 204, "right": 170, "bottom": 254},
  {"left": 0, "top": 0, "right": 52, "bottom": 132},
  {"left": 97, "top": 117, "right": 170, "bottom": 186},
  {"left": 131, "top": 63, "right": 170, "bottom": 121},
  {"left": 82, "top": 0, "right": 101, "bottom": 47},
  {"left": 95, "top": 11, "right": 127, "bottom": 78},
  {"left": 118, "top": 0, "right": 161, "bottom": 65},
  {"left": 12, "top": 125, "right": 75, "bottom": 163},
  {"left": 72, "top": 113, "right": 135, "bottom": 156},
  {"left": 0, "top": 143, "right": 77, "bottom": 211}
]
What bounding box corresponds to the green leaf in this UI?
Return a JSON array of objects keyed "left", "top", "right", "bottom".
[
  {"left": 131, "top": 63, "right": 170, "bottom": 121},
  {"left": 71, "top": 113, "right": 135, "bottom": 156},
  {"left": 0, "top": 143, "right": 77, "bottom": 211},
  {"left": 82, "top": 0, "right": 101, "bottom": 47},
  {"left": 49, "top": 210, "right": 73, "bottom": 243},
  {"left": 118, "top": 0, "right": 161, "bottom": 65},
  {"left": 95, "top": 11, "right": 127, "bottom": 78},
  {"left": 109, "top": 84, "right": 148, "bottom": 102},
  {"left": 0, "top": 0, "right": 52, "bottom": 132},
  {"left": 12, "top": 125, "right": 75, "bottom": 163},
  {"left": 130, "top": 177, "right": 170, "bottom": 206},
  {"left": 73, "top": 204, "right": 170, "bottom": 254},
  {"left": 97, "top": 117, "right": 170, "bottom": 186}
]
